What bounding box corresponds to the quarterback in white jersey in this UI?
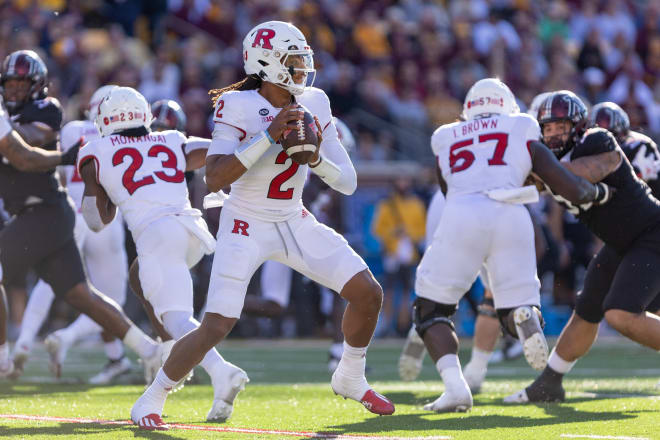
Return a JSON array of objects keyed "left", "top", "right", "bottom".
[
  {"left": 132, "top": 21, "right": 393, "bottom": 431},
  {"left": 413, "top": 78, "right": 614, "bottom": 413},
  {"left": 11, "top": 85, "right": 131, "bottom": 383},
  {"left": 77, "top": 87, "right": 247, "bottom": 426}
]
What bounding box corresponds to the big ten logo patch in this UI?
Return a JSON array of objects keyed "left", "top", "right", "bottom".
[{"left": 232, "top": 219, "right": 250, "bottom": 236}]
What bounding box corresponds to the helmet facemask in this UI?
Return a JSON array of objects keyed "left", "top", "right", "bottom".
[{"left": 277, "top": 49, "right": 315, "bottom": 96}]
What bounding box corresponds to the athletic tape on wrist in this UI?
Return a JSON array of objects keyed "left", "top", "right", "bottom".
[
  {"left": 310, "top": 156, "right": 341, "bottom": 184},
  {"left": 234, "top": 131, "right": 272, "bottom": 169}
]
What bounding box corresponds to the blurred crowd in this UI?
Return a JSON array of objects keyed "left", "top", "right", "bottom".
[{"left": 1, "top": 0, "right": 659, "bottom": 339}]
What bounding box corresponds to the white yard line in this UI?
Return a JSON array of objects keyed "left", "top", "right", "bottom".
[
  {"left": 560, "top": 434, "right": 650, "bottom": 440},
  {"left": 0, "top": 414, "right": 450, "bottom": 439}
]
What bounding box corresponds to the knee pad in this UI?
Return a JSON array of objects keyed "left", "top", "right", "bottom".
[
  {"left": 496, "top": 306, "right": 544, "bottom": 339},
  {"left": 477, "top": 296, "right": 496, "bottom": 318},
  {"left": 413, "top": 297, "right": 457, "bottom": 338}
]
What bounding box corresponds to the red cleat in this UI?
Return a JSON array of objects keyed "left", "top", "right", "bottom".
[
  {"left": 360, "top": 389, "right": 395, "bottom": 415},
  {"left": 135, "top": 413, "right": 170, "bottom": 431}
]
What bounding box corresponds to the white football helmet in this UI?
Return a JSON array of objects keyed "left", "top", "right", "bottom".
[
  {"left": 95, "top": 87, "right": 152, "bottom": 137},
  {"left": 243, "top": 21, "right": 315, "bottom": 95},
  {"left": 87, "top": 84, "right": 118, "bottom": 122},
  {"left": 528, "top": 91, "right": 553, "bottom": 120},
  {"left": 463, "top": 78, "right": 519, "bottom": 120},
  {"left": 333, "top": 117, "right": 355, "bottom": 153}
]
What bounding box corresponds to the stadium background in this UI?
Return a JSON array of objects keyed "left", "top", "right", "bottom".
[{"left": 1, "top": 0, "right": 659, "bottom": 342}]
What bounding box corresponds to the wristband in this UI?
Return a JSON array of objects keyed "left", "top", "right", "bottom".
[
  {"left": 309, "top": 155, "right": 341, "bottom": 184},
  {"left": 234, "top": 131, "right": 272, "bottom": 169}
]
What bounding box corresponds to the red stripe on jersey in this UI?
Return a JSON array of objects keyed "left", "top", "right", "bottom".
[
  {"left": 215, "top": 121, "right": 247, "bottom": 141},
  {"left": 526, "top": 140, "right": 534, "bottom": 158}
]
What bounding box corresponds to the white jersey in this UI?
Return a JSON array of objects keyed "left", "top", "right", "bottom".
[
  {"left": 77, "top": 130, "right": 198, "bottom": 237},
  {"left": 432, "top": 113, "right": 540, "bottom": 199},
  {"left": 208, "top": 87, "right": 334, "bottom": 221},
  {"left": 60, "top": 120, "right": 102, "bottom": 209}
]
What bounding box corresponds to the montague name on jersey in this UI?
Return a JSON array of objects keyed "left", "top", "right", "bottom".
[
  {"left": 108, "top": 134, "right": 167, "bottom": 147},
  {"left": 451, "top": 118, "right": 500, "bottom": 138}
]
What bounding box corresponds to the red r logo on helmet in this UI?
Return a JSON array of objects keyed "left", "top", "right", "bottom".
[{"left": 252, "top": 29, "right": 275, "bottom": 50}]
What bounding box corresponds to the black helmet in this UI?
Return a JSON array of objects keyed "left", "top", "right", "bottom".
[
  {"left": 537, "top": 90, "right": 588, "bottom": 158},
  {"left": 0, "top": 50, "right": 48, "bottom": 112},
  {"left": 588, "top": 101, "right": 630, "bottom": 143},
  {"left": 151, "top": 99, "right": 187, "bottom": 133}
]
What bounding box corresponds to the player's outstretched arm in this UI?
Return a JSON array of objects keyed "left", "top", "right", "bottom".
[
  {"left": 183, "top": 137, "right": 211, "bottom": 171},
  {"left": 530, "top": 141, "right": 612, "bottom": 206},
  {"left": 79, "top": 161, "right": 116, "bottom": 231},
  {"left": 561, "top": 150, "right": 621, "bottom": 183},
  {"left": 0, "top": 130, "right": 65, "bottom": 172}
]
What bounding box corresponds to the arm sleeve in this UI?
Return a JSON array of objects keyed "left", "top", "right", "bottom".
[
  {"left": 183, "top": 136, "right": 211, "bottom": 154},
  {"left": 313, "top": 119, "right": 358, "bottom": 195}
]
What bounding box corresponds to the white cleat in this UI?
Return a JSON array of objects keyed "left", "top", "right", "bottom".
[
  {"left": 463, "top": 361, "right": 487, "bottom": 394},
  {"left": 89, "top": 356, "right": 132, "bottom": 385},
  {"left": 207, "top": 366, "right": 250, "bottom": 422},
  {"left": 513, "top": 306, "right": 548, "bottom": 371},
  {"left": 423, "top": 389, "right": 473, "bottom": 413},
  {"left": 131, "top": 393, "right": 168, "bottom": 430},
  {"left": 0, "top": 358, "right": 14, "bottom": 378},
  {"left": 331, "top": 367, "right": 395, "bottom": 415},
  {"left": 44, "top": 331, "right": 71, "bottom": 379},
  {"left": 8, "top": 343, "right": 30, "bottom": 380},
  {"left": 503, "top": 389, "right": 530, "bottom": 403},
  {"left": 398, "top": 326, "right": 426, "bottom": 381}
]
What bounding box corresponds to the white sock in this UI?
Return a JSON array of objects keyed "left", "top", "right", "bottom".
[
  {"left": 104, "top": 339, "right": 124, "bottom": 361},
  {"left": 436, "top": 354, "right": 468, "bottom": 393},
  {"left": 122, "top": 326, "right": 157, "bottom": 359},
  {"left": 547, "top": 348, "right": 576, "bottom": 374},
  {"left": 59, "top": 314, "right": 101, "bottom": 345},
  {"left": 17, "top": 281, "right": 56, "bottom": 351},
  {"left": 468, "top": 347, "right": 492, "bottom": 370},
  {"left": 141, "top": 368, "right": 177, "bottom": 414},
  {"left": 337, "top": 341, "right": 367, "bottom": 376}
]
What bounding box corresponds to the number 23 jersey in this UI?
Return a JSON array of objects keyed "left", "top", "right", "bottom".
[
  {"left": 208, "top": 87, "right": 334, "bottom": 222},
  {"left": 432, "top": 113, "right": 540, "bottom": 198},
  {"left": 77, "top": 130, "right": 194, "bottom": 235}
]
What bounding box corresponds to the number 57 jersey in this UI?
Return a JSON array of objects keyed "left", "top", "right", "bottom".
[
  {"left": 433, "top": 113, "right": 540, "bottom": 198},
  {"left": 77, "top": 130, "right": 196, "bottom": 237}
]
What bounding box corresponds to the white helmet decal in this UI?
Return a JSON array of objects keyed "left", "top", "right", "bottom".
[
  {"left": 243, "top": 21, "right": 315, "bottom": 95},
  {"left": 463, "top": 78, "right": 519, "bottom": 120},
  {"left": 95, "top": 87, "right": 152, "bottom": 137},
  {"left": 88, "top": 84, "right": 118, "bottom": 122}
]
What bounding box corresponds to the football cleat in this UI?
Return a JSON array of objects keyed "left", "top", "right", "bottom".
[
  {"left": 504, "top": 376, "right": 565, "bottom": 403},
  {"left": 398, "top": 326, "right": 426, "bottom": 381},
  {"left": 331, "top": 369, "right": 395, "bottom": 415},
  {"left": 503, "top": 389, "right": 530, "bottom": 403},
  {"left": 133, "top": 413, "right": 170, "bottom": 431},
  {"left": 207, "top": 366, "right": 250, "bottom": 422},
  {"left": 44, "top": 331, "right": 72, "bottom": 379},
  {"left": 89, "top": 356, "right": 132, "bottom": 385},
  {"left": 0, "top": 358, "right": 14, "bottom": 378},
  {"left": 462, "top": 361, "right": 487, "bottom": 394},
  {"left": 423, "top": 388, "right": 473, "bottom": 413},
  {"left": 8, "top": 344, "right": 30, "bottom": 380},
  {"left": 513, "top": 306, "right": 548, "bottom": 371}
]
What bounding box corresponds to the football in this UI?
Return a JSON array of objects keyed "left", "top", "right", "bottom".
[{"left": 280, "top": 107, "right": 319, "bottom": 165}]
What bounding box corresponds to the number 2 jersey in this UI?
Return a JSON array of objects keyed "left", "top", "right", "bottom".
[
  {"left": 77, "top": 130, "right": 197, "bottom": 237},
  {"left": 432, "top": 113, "right": 540, "bottom": 198},
  {"left": 208, "top": 87, "right": 337, "bottom": 221}
]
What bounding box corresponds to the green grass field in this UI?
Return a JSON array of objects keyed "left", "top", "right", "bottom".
[{"left": 0, "top": 338, "right": 659, "bottom": 439}]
